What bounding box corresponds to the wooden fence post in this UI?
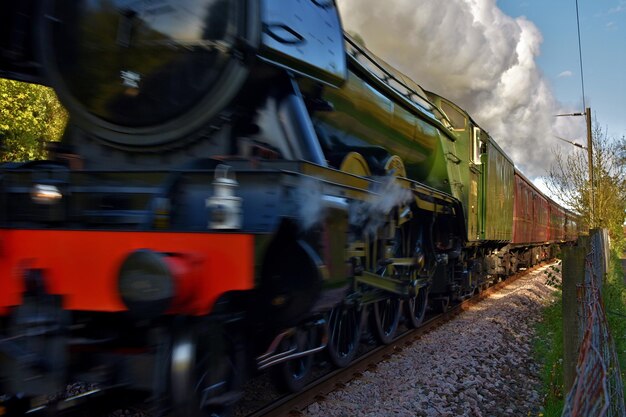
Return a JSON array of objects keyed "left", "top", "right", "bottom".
[{"left": 562, "top": 235, "right": 589, "bottom": 391}]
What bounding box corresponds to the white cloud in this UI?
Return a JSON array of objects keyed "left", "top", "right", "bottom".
[
  {"left": 558, "top": 70, "right": 573, "bottom": 78},
  {"left": 608, "top": 1, "right": 626, "bottom": 14},
  {"left": 336, "top": 0, "right": 586, "bottom": 179}
]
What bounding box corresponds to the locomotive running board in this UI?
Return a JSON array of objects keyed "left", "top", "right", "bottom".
[{"left": 299, "top": 162, "right": 460, "bottom": 215}]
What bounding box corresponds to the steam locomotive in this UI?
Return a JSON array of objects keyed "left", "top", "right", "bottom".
[{"left": 0, "top": 1, "right": 576, "bottom": 416}]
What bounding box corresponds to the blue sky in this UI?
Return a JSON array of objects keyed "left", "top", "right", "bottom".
[{"left": 498, "top": 0, "right": 626, "bottom": 141}]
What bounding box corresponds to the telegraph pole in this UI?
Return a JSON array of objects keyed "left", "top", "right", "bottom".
[
  {"left": 555, "top": 107, "right": 595, "bottom": 229},
  {"left": 585, "top": 107, "right": 594, "bottom": 228}
]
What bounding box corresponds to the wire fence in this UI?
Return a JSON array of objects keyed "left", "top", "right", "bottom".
[{"left": 562, "top": 229, "right": 625, "bottom": 417}]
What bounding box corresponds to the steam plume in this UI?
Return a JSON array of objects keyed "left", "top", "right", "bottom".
[
  {"left": 298, "top": 176, "right": 412, "bottom": 236},
  {"left": 337, "top": 0, "right": 585, "bottom": 179},
  {"left": 350, "top": 176, "right": 413, "bottom": 237}
]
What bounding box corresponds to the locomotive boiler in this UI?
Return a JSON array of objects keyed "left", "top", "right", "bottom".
[{"left": 0, "top": 0, "right": 576, "bottom": 415}]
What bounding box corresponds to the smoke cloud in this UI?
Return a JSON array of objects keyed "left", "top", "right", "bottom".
[
  {"left": 297, "top": 177, "right": 325, "bottom": 231},
  {"left": 297, "top": 176, "right": 413, "bottom": 236},
  {"left": 350, "top": 176, "right": 413, "bottom": 237},
  {"left": 336, "top": 0, "right": 585, "bottom": 180}
]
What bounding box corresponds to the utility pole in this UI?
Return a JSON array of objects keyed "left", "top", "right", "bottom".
[
  {"left": 585, "top": 107, "right": 594, "bottom": 228},
  {"left": 555, "top": 108, "right": 595, "bottom": 230}
]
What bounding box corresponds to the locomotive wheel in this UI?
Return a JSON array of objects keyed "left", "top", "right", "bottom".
[
  {"left": 339, "top": 152, "right": 371, "bottom": 176},
  {"left": 384, "top": 155, "right": 407, "bottom": 177},
  {"left": 327, "top": 303, "right": 363, "bottom": 368},
  {"left": 271, "top": 327, "right": 317, "bottom": 393},
  {"left": 370, "top": 297, "right": 401, "bottom": 345},
  {"left": 405, "top": 286, "right": 429, "bottom": 328},
  {"left": 169, "top": 322, "right": 243, "bottom": 417}
]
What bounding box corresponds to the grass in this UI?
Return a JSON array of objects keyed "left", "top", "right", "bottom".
[
  {"left": 533, "top": 247, "right": 626, "bottom": 416},
  {"left": 603, "top": 250, "right": 626, "bottom": 399},
  {"left": 533, "top": 285, "right": 565, "bottom": 417}
]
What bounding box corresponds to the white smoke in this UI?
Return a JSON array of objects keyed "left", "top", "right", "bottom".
[
  {"left": 350, "top": 176, "right": 413, "bottom": 236},
  {"left": 336, "top": 0, "right": 586, "bottom": 180},
  {"left": 297, "top": 177, "right": 325, "bottom": 230},
  {"left": 298, "top": 176, "right": 413, "bottom": 235}
]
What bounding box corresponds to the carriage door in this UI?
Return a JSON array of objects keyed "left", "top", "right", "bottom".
[{"left": 469, "top": 126, "right": 484, "bottom": 241}]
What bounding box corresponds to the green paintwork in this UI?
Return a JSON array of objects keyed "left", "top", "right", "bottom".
[
  {"left": 482, "top": 138, "right": 514, "bottom": 241},
  {"left": 308, "top": 69, "right": 439, "bottom": 181},
  {"left": 300, "top": 35, "right": 514, "bottom": 245},
  {"left": 426, "top": 93, "right": 514, "bottom": 243},
  {"left": 302, "top": 37, "right": 460, "bottom": 200}
]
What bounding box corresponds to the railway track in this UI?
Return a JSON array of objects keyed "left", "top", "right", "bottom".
[
  {"left": 5, "top": 263, "right": 550, "bottom": 417},
  {"left": 243, "top": 262, "right": 551, "bottom": 417}
]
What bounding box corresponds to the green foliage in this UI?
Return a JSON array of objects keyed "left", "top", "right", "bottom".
[
  {"left": 603, "top": 250, "right": 626, "bottom": 399},
  {"left": 0, "top": 79, "right": 67, "bottom": 162},
  {"left": 536, "top": 250, "right": 626, "bottom": 415},
  {"left": 547, "top": 122, "right": 626, "bottom": 245},
  {"left": 533, "top": 291, "right": 565, "bottom": 416}
]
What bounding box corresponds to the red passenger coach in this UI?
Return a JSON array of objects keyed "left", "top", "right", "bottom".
[
  {"left": 512, "top": 171, "right": 551, "bottom": 266},
  {"left": 565, "top": 210, "right": 579, "bottom": 241},
  {"left": 533, "top": 193, "right": 549, "bottom": 243},
  {"left": 510, "top": 169, "right": 578, "bottom": 269},
  {"left": 513, "top": 173, "right": 531, "bottom": 243},
  {"left": 548, "top": 202, "right": 566, "bottom": 242},
  {"left": 513, "top": 171, "right": 546, "bottom": 244},
  {"left": 512, "top": 168, "right": 581, "bottom": 268}
]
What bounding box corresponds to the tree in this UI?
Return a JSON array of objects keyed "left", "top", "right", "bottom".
[
  {"left": 0, "top": 79, "right": 68, "bottom": 162},
  {"left": 546, "top": 122, "right": 626, "bottom": 244},
  {"left": 618, "top": 135, "right": 626, "bottom": 169}
]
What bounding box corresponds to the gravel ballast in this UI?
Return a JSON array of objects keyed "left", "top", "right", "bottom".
[{"left": 305, "top": 264, "right": 560, "bottom": 417}]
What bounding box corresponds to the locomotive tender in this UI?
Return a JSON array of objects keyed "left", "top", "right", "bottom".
[{"left": 0, "top": 0, "right": 576, "bottom": 415}]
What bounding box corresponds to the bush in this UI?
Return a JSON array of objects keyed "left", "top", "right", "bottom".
[{"left": 0, "top": 79, "right": 67, "bottom": 162}]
